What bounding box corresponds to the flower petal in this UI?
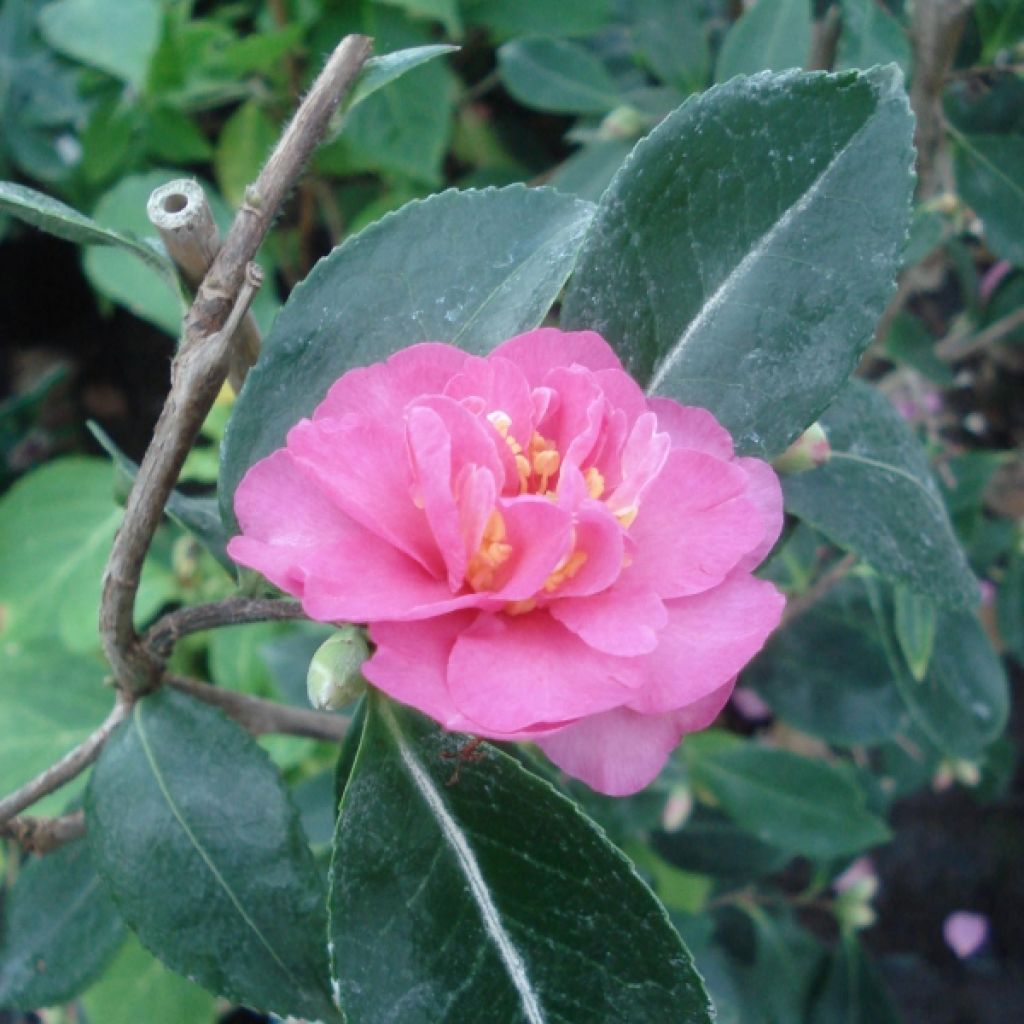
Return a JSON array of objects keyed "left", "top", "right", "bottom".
[
  {"left": 626, "top": 573, "right": 785, "bottom": 714},
  {"left": 492, "top": 327, "right": 623, "bottom": 384},
  {"left": 733, "top": 456, "right": 784, "bottom": 571},
  {"left": 550, "top": 580, "right": 668, "bottom": 656},
  {"left": 447, "top": 611, "right": 640, "bottom": 732},
  {"left": 647, "top": 398, "right": 734, "bottom": 459}
]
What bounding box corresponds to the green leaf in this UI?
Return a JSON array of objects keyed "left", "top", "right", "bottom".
[
  {"left": 220, "top": 185, "right": 595, "bottom": 526},
  {"left": 38, "top": 0, "right": 162, "bottom": 90},
  {"left": 0, "top": 181, "right": 177, "bottom": 289},
  {"left": 550, "top": 139, "right": 632, "bottom": 202},
  {"left": 561, "top": 67, "right": 915, "bottom": 458},
  {"left": 632, "top": 0, "right": 709, "bottom": 91},
  {"left": 715, "top": 0, "right": 812, "bottom": 81},
  {"left": 952, "top": 130, "right": 1024, "bottom": 266},
  {"left": 214, "top": 100, "right": 278, "bottom": 208},
  {"left": 893, "top": 584, "right": 938, "bottom": 681},
  {"left": 0, "top": 646, "right": 111, "bottom": 817},
  {"left": 373, "top": 0, "right": 462, "bottom": 36},
  {"left": 689, "top": 746, "right": 891, "bottom": 858},
  {"left": 784, "top": 380, "right": 979, "bottom": 608},
  {"left": 746, "top": 582, "right": 910, "bottom": 745},
  {"left": 81, "top": 937, "right": 217, "bottom": 1024},
  {"left": 498, "top": 38, "right": 621, "bottom": 114},
  {"left": 86, "top": 689, "right": 338, "bottom": 1021},
  {"left": 464, "top": 0, "right": 612, "bottom": 38},
  {"left": 808, "top": 933, "right": 903, "bottom": 1024},
  {"left": 0, "top": 458, "right": 169, "bottom": 650},
  {"left": 328, "top": 695, "right": 713, "bottom": 1023},
  {"left": 997, "top": 549, "right": 1024, "bottom": 660},
  {"left": 347, "top": 43, "right": 459, "bottom": 109},
  {"left": 881, "top": 310, "right": 954, "bottom": 385},
  {"left": 208, "top": 622, "right": 289, "bottom": 697},
  {"left": 0, "top": 839, "right": 124, "bottom": 1009},
  {"left": 837, "top": 0, "right": 911, "bottom": 73}
]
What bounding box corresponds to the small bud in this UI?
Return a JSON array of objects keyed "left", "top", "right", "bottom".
[
  {"left": 306, "top": 626, "right": 369, "bottom": 711},
  {"left": 599, "top": 105, "right": 647, "bottom": 141},
  {"left": 773, "top": 423, "right": 831, "bottom": 475},
  {"left": 661, "top": 785, "right": 693, "bottom": 832}
]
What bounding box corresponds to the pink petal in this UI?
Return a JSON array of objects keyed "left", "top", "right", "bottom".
[
  {"left": 313, "top": 343, "right": 468, "bottom": 423},
  {"left": 444, "top": 355, "right": 535, "bottom": 452},
  {"left": 549, "top": 486, "right": 626, "bottom": 598},
  {"left": 492, "top": 327, "right": 624, "bottom": 384},
  {"left": 287, "top": 415, "right": 443, "bottom": 578},
  {"left": 367, "top": 615, "right": 568, "bottom": 740},
  {"left": 594, "top": 367, "right": 647, "bottom": 424},
  {"left": 537, "top": 365, "right": 605, "bottom": 468},
  {"left": 626, "top": 573, "right": 785, "bottom": 714},
  {"left": 550, "top": 579, "right": 668, "bottom": 655},
  {"left": 628, "top": 448, "right": 766, "bottom": 598},
  {"left": 447, "top": 611, "right": 641, "bottom": 732},
  {"left": 647, "top": 398, "right": 735, "bottom": 459},
  {"left": 607, "top": 411, "right": 670, "bottom": 514},
  {"left": 490, "top": 497, "right": 574, "bottom": 600},
  {"left": 733, "top": 456, "right": 784, "bottom": 571}
]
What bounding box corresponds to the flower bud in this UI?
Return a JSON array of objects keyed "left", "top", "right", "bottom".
[
  {"left": 773, "top": 423, "right": 831, "bottom": 475},
  {"left": 599, "top": 105, "right": 647, "bottom": 141},
  {"left": 660, "top": 785, "right": 693, "bottom": 832},
  {"left": 306, "top": 626, "right": 369, "bottom": 711}
]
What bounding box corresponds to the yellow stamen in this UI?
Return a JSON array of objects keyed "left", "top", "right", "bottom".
[
  {"left": 616, "top": 505, "right": 639, "bottom": 528},
  {"left": 466, "top": 509, "right": 512, "bottom": 590},
  {"left": 486, "top": 410, "right": 512, "bottom": 437},
  {"left": 532, "top": 448, "right": 560, "bottom": 493},
  {"left": 515, "top": 453, "right": 532, "bottom": 493},
  {"left": 543, "top": 549, "right": 588, "bottom": 592},
  {"left": 504, "top": 598, "right": 537, "bottom": 616},
  {"left": 584, "top": 467, "right": 605, "bottom": 499}
]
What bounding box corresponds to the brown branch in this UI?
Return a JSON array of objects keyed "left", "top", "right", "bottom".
[
  {"left": 167, "top": 676, "right": 350, "bottom": 742},
  {"left": 142, "top": 597, "right": 306, "bottom": 659},
  {"left": 807, "top": 3, "right": 842, "bottom": 72},
  {"left": 0, "top": 702, "right": 127, "bottom": 826},
  {"left": 147, "top": 179, "right": 263, "bottom": 392},
  {"left": 936, "top": 305, "right": 1024, "bottom": 361},
  {"left": 99, "top": 34, "right": 372, "bottom": 694},
  {"left": 2, "top": 811, "right": 85, "bottom": 855},
  {"left": 781, "top": 553, "right": 858, "bottom": 628},
  {"left": 910, "top": 0, "right": 974, "bottom": 199}
]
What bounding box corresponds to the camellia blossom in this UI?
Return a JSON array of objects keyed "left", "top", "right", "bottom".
[{"left": 228, "top": 329, "right": 785, "bottom": 795}]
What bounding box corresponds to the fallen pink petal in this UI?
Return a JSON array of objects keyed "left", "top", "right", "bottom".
[
  {"left": 229, "top": 328, "right": 785, "bottom": 794},
  {"left": 943, "top": 911, "right": 989, "bottom": 959}
]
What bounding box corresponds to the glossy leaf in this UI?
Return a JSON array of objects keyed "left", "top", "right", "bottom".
[
  {"left": 0, "top": 458, "right": 171, "bottom": 650},
  {"left": 347, "top": 44, "right": 459, "bottom": 108},
  {"left": 328, "top": 695, "right": 713, "bottom": 1023},
  {"left": 952, "top": 130, "right": 1024, "bottom": 266},
  {"left": 0, "top": 839, "right": 124, "bottom": 1009},
  {"left": 220, "top": 185, "right": 594, "bottom": 526},
  {"left": 0, "top": 181, "right": 177, "bottom": 289},
  {"left": 716, "top": 0, "right": 812, "bottom": 82},
  {"left": 689, "top": 746, "right": 891, "bottom": 858},
  {"left": 0, "top": 645, "right": 111, "bottom": 817},
  {"left": 81, "top": 937, "right": 217, "bottom": 1024},
  {"left": 562, "top": 67, "right": 915, "bottom": 458},
  {"left": 784, "top": 380, "right": 979, "bottom": 607},
  {"left": 86, "top": 689, "right": 338, "bottom": 1021},
  {"left": 498, "top": 38, "right": 621, "bottom": 114},
  {"left": 746, "top": 583, "right": 910, "bottom": 745},
  {"left": 38, "top": 0, "right": 161, "bottom": 89}
]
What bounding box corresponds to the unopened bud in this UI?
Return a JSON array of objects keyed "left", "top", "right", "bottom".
[
  {"left": 661, "top": 785, "right": 693, "bottom": 832},
  {"left": 599, "top": 105, "right": 647, "bottom": 141},
  {"left": 306, "top": 626, "right": 369, "bottom": 711},
  {"left": 773, "top": 423, "right": 831, "bottom": 474}
]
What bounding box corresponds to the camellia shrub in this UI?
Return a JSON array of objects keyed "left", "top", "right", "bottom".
[{"left": 0, "top": 3, "right": 1020, "bottom": 1023}]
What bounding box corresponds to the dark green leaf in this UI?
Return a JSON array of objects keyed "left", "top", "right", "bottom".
[
  {"left": 0, "top": 840, "right": 124, "bottom": 1009},
  {"left": 809, "top": 933, "right": 903, "bottom": 1024},
  {"left": 561, "top": 67, "right": 915, "bottom": 458},
  {"left": 81, "top": 937, "right": 217, "bottom": 1024},
  {"left": 347, "top": 44, "right": 459, "bottom": 108},
  {"left": 784, "top": 380, "right": 979, "bottom": 607},
  {"left": 952, "top": 130, "right": 1024, "bottom": 266},
  {"left": 220, "top": 185, "right": 594, "bottom": 527},
  {"left": 498, "top": 39, "right": 621, "bottom": 114},
  {"left": 690, "top": 745, "right": 891, "bottom": 858},
  {"left": 837, "top": 0, "right": 911, "bottom": 73},
  {"left": 550, "top": 139, "right": 632, "bottom": 201},
  {"left": 0, "top": 181, "right": 177, "bottom": 289},
  {"left": 86, "top": 689, "right": 338, "bottom": 1021},
  {"left": 893, "top": 584, "right": 938, "bottom": 681},
  {"left": 328, "top": 695, "right": 713, "bottom": 1023},
  {"left": 716, "top": 0, "right": 812, "bottom": 81},
  {"left": 214, "top": 100, "right": 278, "bottom": 208},
  {"left": 997, "top": 549, "right": 1024, "bottom": 660},
  {"left": 746, "top": 582, "right": 910, "bottom": 745},
  {"left": 464, "top": 0, "right": 612, "bottom": 38},
  {"left": 881, "top": 310, "right": 954, "bottom": 385},
  {"left": 632, "top": 0, "right": 709, "bottom": 91}
]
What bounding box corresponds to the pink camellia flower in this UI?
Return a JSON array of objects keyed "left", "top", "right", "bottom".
[{"left": 228, "top": 329, "right": 785, "bottom": 795}]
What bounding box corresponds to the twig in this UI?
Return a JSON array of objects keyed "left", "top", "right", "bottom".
[
  {"left": 2, "top": 811, "right": 85, "bottom": 855},
  {"left": 167, "top": 676, "right": 350, "bottom": 742},
  {"left": 909, "top": 0, "right": 974, "bottom": 198},
  {"left": 0, "top": 702, "right": 128, "bottom": 825},
  {"left": 142, "top": 596, "right": 306, "bottom": 659},
  {"left": 936, "top": 305, "right": 1024, "bottom": 361},
  {"left": 807, "top": 2, "right": 842, "bottom": 71},
  {"left": 147, "top": 179, "right": 263, "bottom": 392},
  {"left": 99, "top": 34, "right": 372, "bottom": 694},
  {"left": 781, "top": 553, "right": 858, "bottom": 628}
]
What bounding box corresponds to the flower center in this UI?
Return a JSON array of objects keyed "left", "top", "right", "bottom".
[{"left": 466, "top": 509, "right": 512, "bottom": 591}]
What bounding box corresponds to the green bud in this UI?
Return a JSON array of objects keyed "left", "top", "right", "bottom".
[
  {"left": 599, "top": 105, "right": 647, "bottom": 141},
  {"left": 773, "top": 422, "right": 831, "bottom": 474},
  {"left": 306, "top": 626, "right": 369, "bottom": 711}
]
